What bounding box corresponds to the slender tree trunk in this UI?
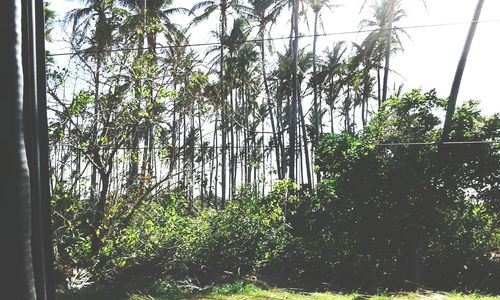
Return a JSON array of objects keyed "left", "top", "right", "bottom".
[
  {"left": 126, "top": 48, "right": 141, "bottom": 186},
  {"left": 313, "top": 10, "right": 322, "bottom": 184},
  {"left": 361, "top": 70, "right": 370, "bottom": 127},
  {"left": 230, "top": 82, "right": 235, "bottom": 200},
  {"left": 352, "top": 102, "right": 356, "bottom": 135},
  {"left": 189, "top": 112, "right": 195, "bottom": 208},
  {"left": 330, "top": 105, "right": 334, "bottom": 133},
  {"left": 90, "top": 61, "right": 101, "bottom": 204},
  {"left": 377, "top": 68, "right": 382, "bottom": 109},
  {"left": 298, "top": 89, "right": 313, "bottom": 189},
  {"left": 140, "top": 124, "right": 150, "bottom": 188},
  {"left": 312, "top": 11, "right": 320, "bottom": 145},
  {"left": 199, "top": 108, "right": 205, "bottom": 204},
  {"left": 260, "top": 28, "right": 284, "bottom": 180},
  {"left": 211, "top": 117, "right": 219, "bottom": 209},
  {"left": 220, "top": 2, "right": 227, "bottom": 207},
  {"left": 276, "top": 94, "right": 287, "bottom": 177},
  {"left": 442, "top": 0, "right": 484, "bottom": 142},
  {"left": 91, "top": 169, "right": 110, "bottom": 255},
  {"left": 261, "top": 117, "right": 266, "bottom": 197},
  {"left": 298, "top": 125, "right": 304, "bottom": 186},
  {"left": 288, "top": 0, "right": 299, "bottom": 183},
  {"left": 382, "top": 0, "right": 395, "bottom": 102},
  {"left": 169, "top": 83, "right": 178, "bottom": 177}
]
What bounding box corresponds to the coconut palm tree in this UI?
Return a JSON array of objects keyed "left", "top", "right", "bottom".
[
  {"left": 442, "top": 0, "right": 485, "bottom": 142},
  {"left": 361, "top": 0, "right": 425, "bottom": 103},
  {"left": 359, "top": 0, "right": 408, "bottom": 105},
  {"left": 289, "top": 0, "right": 300, "bottom": 182},
  {"left": 308, "top": 0, "right": 335, "bottom": 145},
  {"left": 66, "top": 0, "right": 115, "bottom": 204},
  {"left": 307, "top": 0, "right": 336, "bottom": 183},
  {"left": 119, "top": 0, "right": 189, "bottom": 186},
  {"left": 240, "top": 0, "right": 288, "bottom": 180},
  {"left": 119, "top": 0, "right": 189, "bottom": 51},
  {"left": 313, "top": 41, "right": 348, "bottom": 133},
  {"left": 191, "top": 0, "right": 245, "bottom": 206}
]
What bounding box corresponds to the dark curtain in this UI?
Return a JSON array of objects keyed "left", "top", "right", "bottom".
[{"left": 0, "top": 0, "right": 54, "bottom": 299}]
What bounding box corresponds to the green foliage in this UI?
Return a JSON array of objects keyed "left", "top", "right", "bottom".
[
  {"left": 52, "top": 91, "right": 499, "bottom": 293},
  {"left": 176, "top": 181, "right": 296, "bottom": 277},
  {"left": 308, "top": 90, "right": 499, "bottom": 291}
]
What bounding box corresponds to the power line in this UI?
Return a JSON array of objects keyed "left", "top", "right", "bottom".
[
  {"left": 375, "top": 140, "right": 500, "bottom": 147},
  {"left": 47, "top": 19, "right": 500, "bottom": 57},
  {"left": 49, "top": 140, "right": 500, "bottom": 151}
]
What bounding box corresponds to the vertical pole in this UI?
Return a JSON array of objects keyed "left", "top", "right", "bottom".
[
  {"left": 382, "top": 0, "right": 394, "bottom": 102},
  {"left": 289, "top": 0, "right": 299, "bottom": 183},
  {"left": 442, "top": 0, "right": 485, "bottom": 142},
  {"left": 34, "top": 0, "right": 54, "bottom": 298}
]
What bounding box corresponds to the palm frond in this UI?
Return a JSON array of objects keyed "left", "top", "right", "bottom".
[
  {"left": 191, "top": 1, "right": 216, "bottom": 13},
  {"left": 162, "top": 7, "right": 193, "bottom": 16},
  {"left": 66, "top": 7, "right": 94, "bottom": 31},
  {"left": 191, "top": 6, "right": 218, "bottom": 25}
]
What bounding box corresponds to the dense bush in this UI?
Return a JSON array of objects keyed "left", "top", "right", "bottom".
[
  {"left": 299, "top": 90, "right": 499, "bottom": 291},
  {"left": 52, "top": 90, "right": 499, "bottom": 293}
]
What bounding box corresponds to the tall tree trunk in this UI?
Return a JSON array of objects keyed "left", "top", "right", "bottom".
[
  {"left": 188, "top": 112, "right": 195, "bottom": 207},
  {"left": 361, "top": 70, "right": 370, "bottom": 127},
  {"left": 199, "top": 108, "right": 205, "bottom": 204},
  {"left": 288, "top": 0, "right": 299, "bottom": 182},
  {"left": 230, "top": 82, "right": 235, "bottom": 200},
  {"left": 260, "top": 28, "right": 284, "bottom": 180},
  {"left": 330, "top": 105, "right": 334, "bottom": 133},
  {"left": 442, "top": 0, "right": 484, "bottom": 142},
  {"left": 312, "top": 10, "right": 322, "bottom": 184},
  {"left": 169, "top": 83, "right": 178, "bottom": 179},
  {"left": 91, "top": 169, "right": 110, "bottom": 255},
  {"left": 145, "top": 28, "right": 158, "bottom": 180},
  {"left": 382, "top": 0, "right": 395, "bottom": 102},
  {"left": 220, "top": 1, "right": 227, "bottom": 207},
  {"left": 211, "top": 117, "right": 219, "bottom": 209},
  {"left": 90, "top": 60, "right": 101, "bottom": 204},
  {"left": 377, "top": 68, "right": 382, "bottom": 109},
  {"left": 312, "top": 11, "right": 320, "bottom": 146},
  {"left": 298, "top": 89, "right": 313, "bottom": 189},
  {"left": 243, "top": 88, "right": 250, "bottom": 184}
]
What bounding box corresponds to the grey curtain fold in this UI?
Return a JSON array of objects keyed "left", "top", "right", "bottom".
[{"left": 1, "top": 0, "right": 53, "bottom": 299}]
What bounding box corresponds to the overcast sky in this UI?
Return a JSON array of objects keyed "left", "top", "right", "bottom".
[{"left": 50, "top": 0, "right": 500, "bottom": 114}]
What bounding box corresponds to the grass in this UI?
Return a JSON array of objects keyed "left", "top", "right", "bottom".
[{"left": 57, "top": 282, "right": 500, "bottom": 300}]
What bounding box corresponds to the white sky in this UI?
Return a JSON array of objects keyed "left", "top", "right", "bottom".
[{"left": 49, "top": 0, "right": 500, "bottom": 114}]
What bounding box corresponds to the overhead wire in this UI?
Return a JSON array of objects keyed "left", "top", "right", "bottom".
[
  {"left": 47, "top": 19, "right": 500, "bottom": 57},
  {"left": 46, "top": 15, "right": 500, "bottom": 149},
  {"left": 49, "top": 140, "right": 500, "bottom": 151}
]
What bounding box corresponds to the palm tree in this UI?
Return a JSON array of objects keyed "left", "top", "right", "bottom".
[
  {"left": 350, "top": 36, "right": 383, "bottom": 126},
  {"left": 225, "top": 17, "right": 251, "bottom": 198},
  {"left": 119, "top": 0, "right": 189, "bottom": 50},
  {"left": 360, "top": 0, "right": 399, "bottom": 103},
  {"left": 66, "top": 0, "right": 115, "bottom": 206},
  {"left": 361, "top": 0, "right": 425, "bottom": 103},
  {"left": 308, "top": 0, "right": 335, "bottom": 144},
  {"left": 191, "top": 0, "right": 244, "bottom": 206},
  {"left": 442, "top": 0, "right": 485, "bottom": 142},
  {"left": 307, "top": 0, "right": 336, "bottom": 183},
  {"left": 119, "top": 0, "right": 189, "bottom": 186},
  {"left": 289, "top": 0, "right": 300, "bottom": 183},
  {"left": 241, "top": 0, "right": 288, "bottom": 180},
  {"left": 381, "top": 0, "right": 395, "bottom": 102},
  {"left": 313, "top": 42, "right": 347, "bottom": 133}
]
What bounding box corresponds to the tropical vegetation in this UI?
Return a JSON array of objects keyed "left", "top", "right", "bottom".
[{"left": 45, "top": 0, "right": 499, "bottom": 296}]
